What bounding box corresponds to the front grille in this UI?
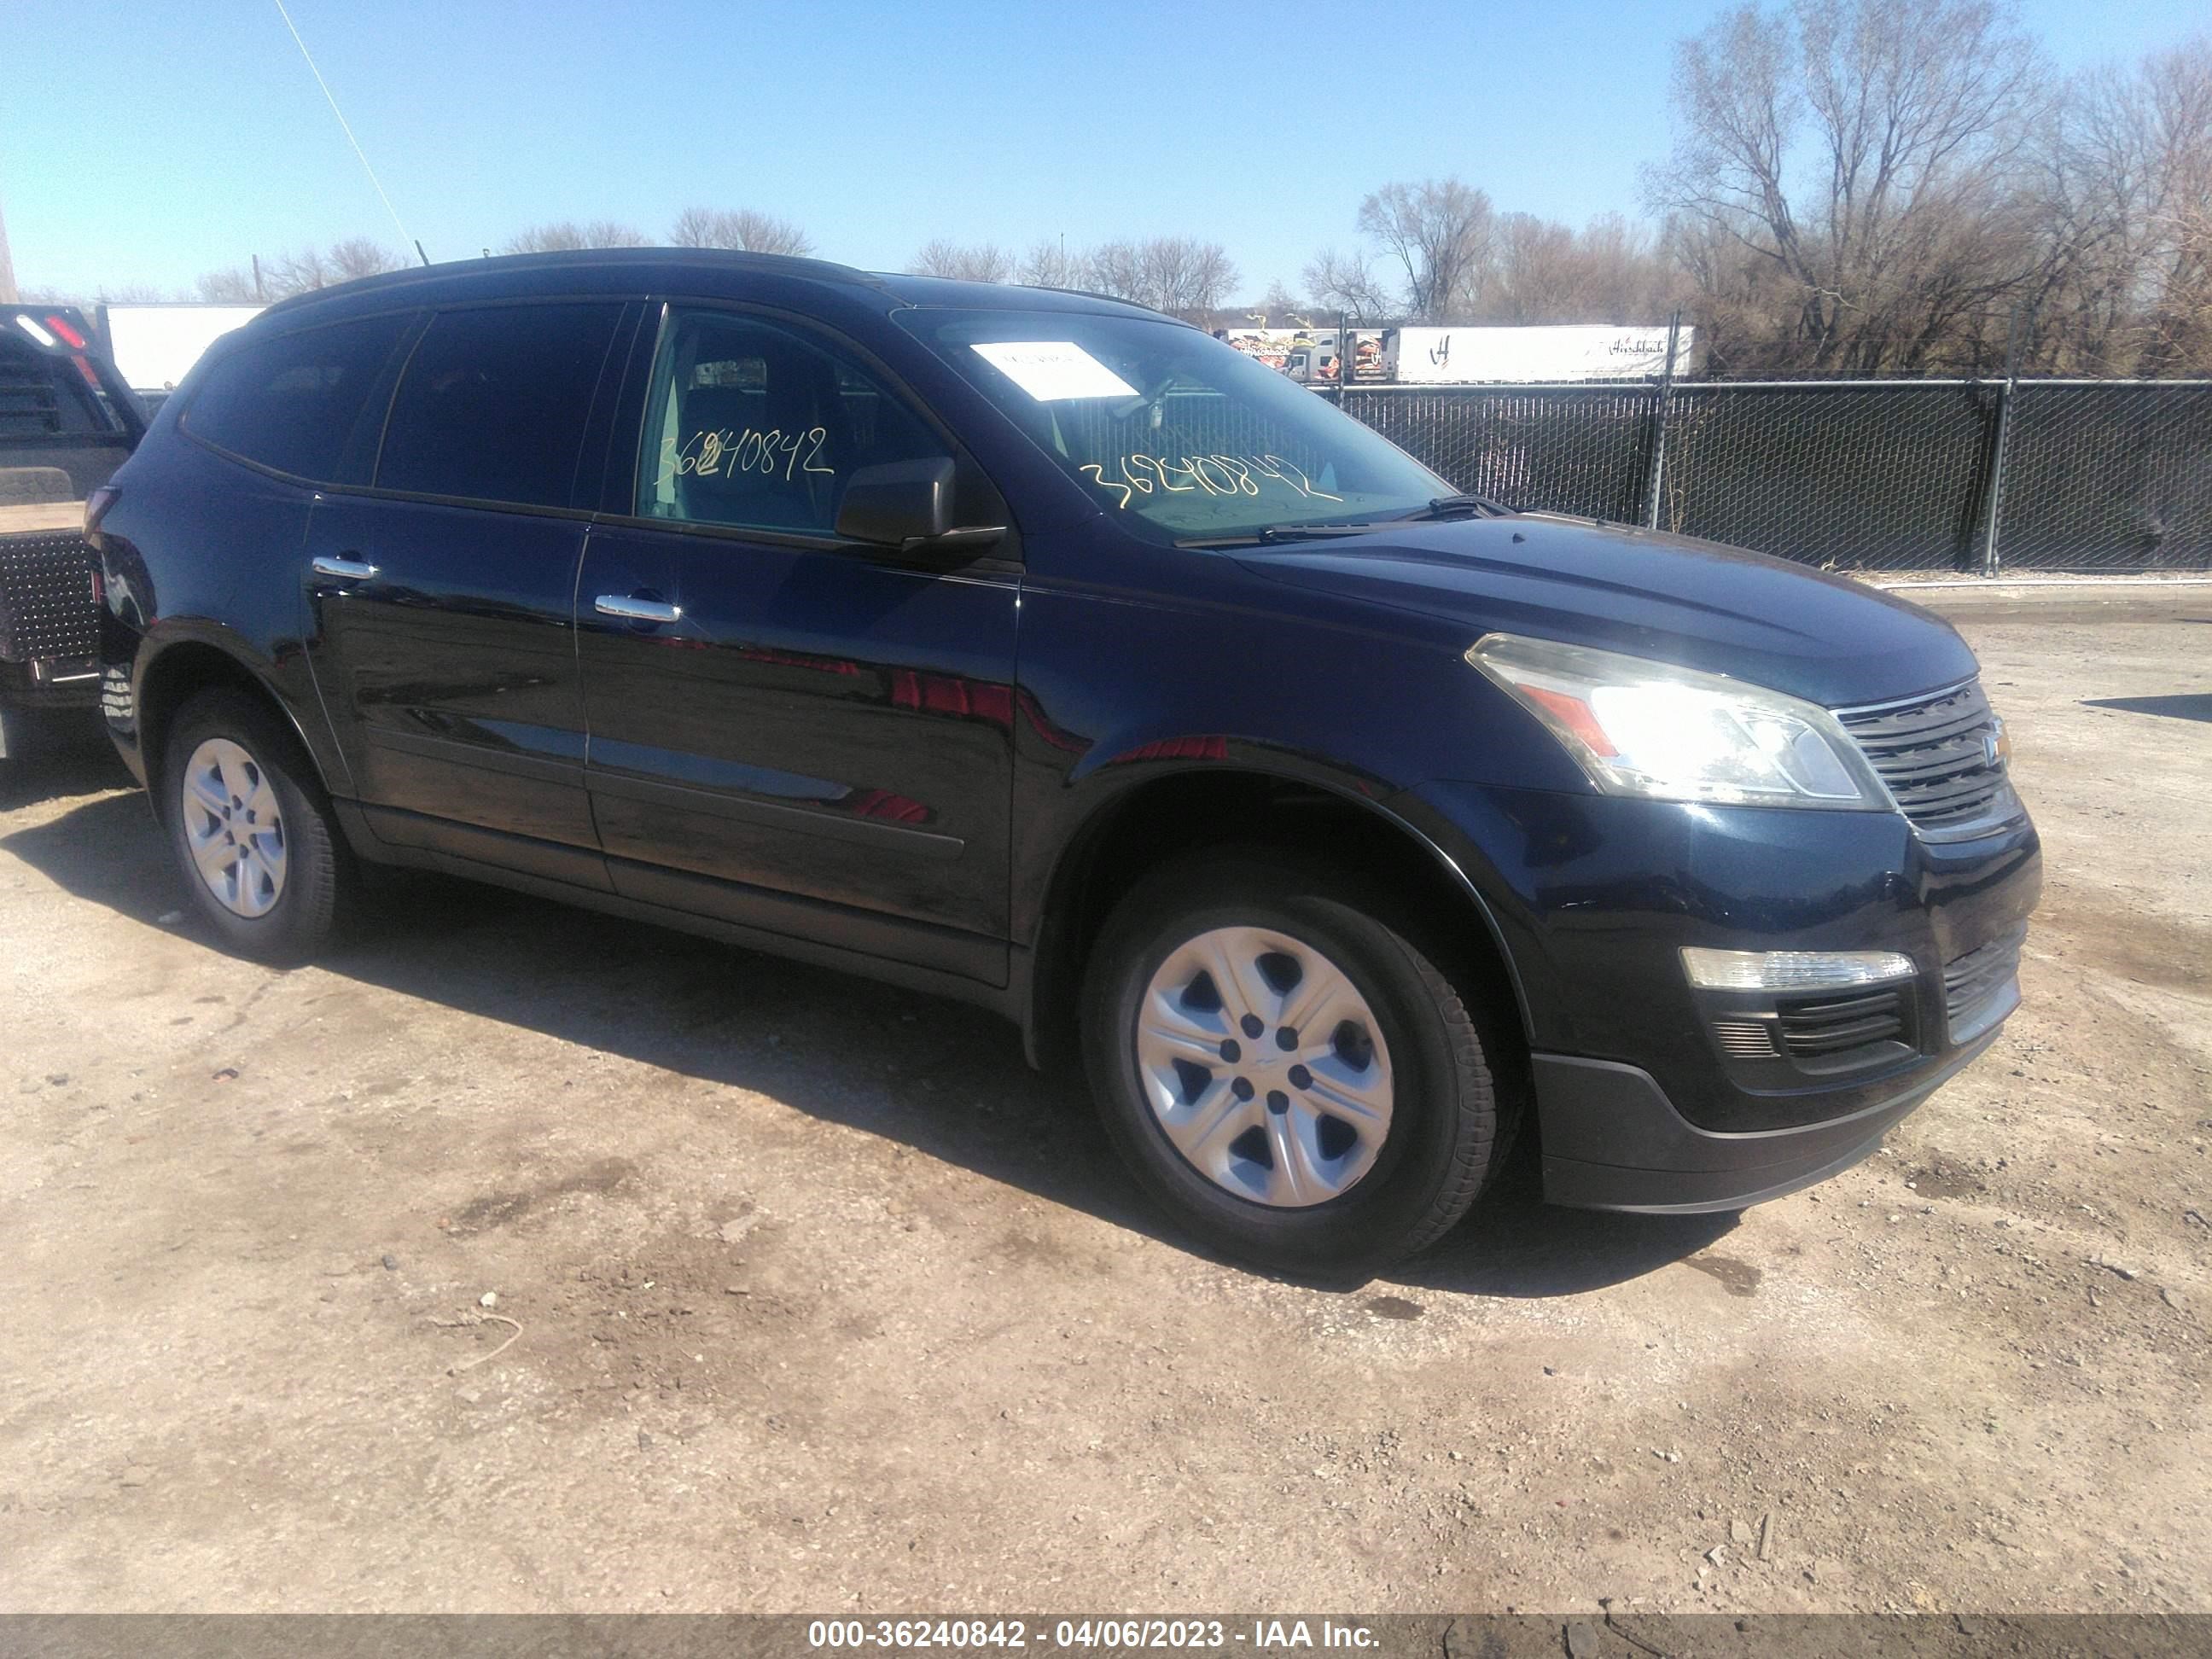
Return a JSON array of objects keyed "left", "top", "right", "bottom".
[
  {"left": 0, "top": 531, "right": 100, "bottom": 663},
  {"left": 1946, "top": 926, "right": 2026, "bottom": 1042},
  {"left": 1837, "top": 678, "right": 2016, "bottom": 836},
  {"left": 1776, "top": 987, "right": 1909, "bottom": 1058}
]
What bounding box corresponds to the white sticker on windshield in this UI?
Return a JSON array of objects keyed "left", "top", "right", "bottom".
[{"left": 970, "top": 341, "right": 1139, "bottom": 402}]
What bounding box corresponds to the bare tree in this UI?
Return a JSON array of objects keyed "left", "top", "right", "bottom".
[
  {"left": 1645, "top": 0, "right": 2046, "bottom": 375},
  {"left": 1074, "top": 236, "right": 1237, "bottom": 316},
  {"left": 1019, "top": 239, "right": 1085, "bottom": 288},
  {"left": 196, "top": 265, "right": 262, "bottom": 303},
  {"left": 1575, "top": 212, "right": 1687, "bottom": 321},
  {"left": 1142, "top": 237, "right": 1239, "bottom": 316},
  {"left": 2023, "top": 36, "right": 2212, "bottom": 375},
  {"left": 2147, "top": 44, "right": 2212, "bottom": 372},
  {"left": 667, "top": 207, "right": 814, "bottom": 256},
  {"left": 1485, "top": 213, "right": 1583, "bottom": 323},
  {"left": 329, "top": 238, "right": 405, "bottom": 282},
  {"left": 1302, "top": 247, "right": 1392, "bottom": 323},
  {"left": 194, "top": 238, "right": 405, "bottom": 304},
  {"left": 503, "top": 220, "right": 649, "bottom": 254},
  {"left": 1356, "top": 178, "right": 1495, "bottom": 322},
  {"left": 1254, "top": 279, "right": 1309, "bottom": 325},
  {"left": 1472, "top": 212, "right": 1685, "bottom": 324},
  {"left": 1083, "top": 239, "right": 1147, "bottom": 303},
  {"left": 910, "top": 240, "right": 1016, "bottom": 282},
  {"left": 265, "top": 246, "right": 333, "bottom": 294}
]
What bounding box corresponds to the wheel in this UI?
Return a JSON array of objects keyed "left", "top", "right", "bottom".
[
  {"left": 0, "top": 705, "right": 29, "bottom": 763},
  {"left": 1082, "top": 848, "right": 1511, "bottom": 1276},
  {"left": 161, "top": 688, "right": 351, "bottom": 964}
]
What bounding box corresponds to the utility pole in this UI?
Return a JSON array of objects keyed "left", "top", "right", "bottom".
[{"left": 0, "top": 189, "right": 19, "bottom": 303}]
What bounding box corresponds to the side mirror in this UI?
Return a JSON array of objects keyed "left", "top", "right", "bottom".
[{"left": 835, "top": 458, "right": 1004, "bottom": 556}]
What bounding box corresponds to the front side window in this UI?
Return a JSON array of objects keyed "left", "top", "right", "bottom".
[
  {"left": 181, "top": 312, "right": 412, "bottom": 482},
  {"left": 636, "top": 308, "right": 954, "bottom": 536},
  {"left": 898, "top": 308, "right": 1452, "bottom": 544},
  {"left": 377, "top": 303, "right": 623, "bottom": 509}
]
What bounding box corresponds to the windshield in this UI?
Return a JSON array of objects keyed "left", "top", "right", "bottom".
[{"left": 897, "top": 308, "right": 1452, "bottom": 544}]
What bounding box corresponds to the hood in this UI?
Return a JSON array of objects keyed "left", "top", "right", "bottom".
[{"left": 1232, "top": 514, "right": 1977, "bottom": 708}]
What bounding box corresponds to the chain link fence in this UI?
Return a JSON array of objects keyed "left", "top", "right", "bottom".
[
  {"left": 1336, "top": 386, "right": 1654, "bottom": 524},
  {"left": 1993, "top": 383, "right": 2212, "bottom": 570},
  {"left": 1330, "top": 379, "right": 2212, "bottom": 573}
]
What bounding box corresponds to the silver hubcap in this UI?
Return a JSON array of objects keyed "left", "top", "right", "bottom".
[
  {"left": 179, "top": 737, "right": 288, "bottom": 918},
  {"left": 1134, "top": 925, "right": 1395, "bottom": 1208}
]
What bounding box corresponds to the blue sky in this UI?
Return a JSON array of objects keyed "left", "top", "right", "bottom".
[{"left": 3, "top": 0, "right": 2203, "bottom": 300}]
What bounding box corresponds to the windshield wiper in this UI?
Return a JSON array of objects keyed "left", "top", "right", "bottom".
[
  {"left": 1173, "top": 524, "right": 1395, "bottom": 549},
  {"left": 1394, "top": 493, "right": 1516, "bottom": 522},
  {"left": 1173, "top": 498, "right": 1515, "bottom": 549}
]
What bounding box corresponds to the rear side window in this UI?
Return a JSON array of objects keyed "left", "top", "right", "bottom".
[
  {"left": 182, "top": 313, "right": 413, "bottom": 481},
  {"left": 377, "top": 303, "right": 623, "bottom": 509}
]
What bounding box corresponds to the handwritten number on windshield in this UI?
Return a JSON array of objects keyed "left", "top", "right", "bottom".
[{"left": 1077, "top": 451, "right": 1343, "bottom": 511}]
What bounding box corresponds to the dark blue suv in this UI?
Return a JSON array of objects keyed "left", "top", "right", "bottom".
[{"left": 90, "top": 251, "right": 2040, "bottom": 1272}]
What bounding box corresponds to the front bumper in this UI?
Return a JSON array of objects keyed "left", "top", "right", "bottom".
[
  {"left": 1397, "top": 779, "right": 2040, "bottom": 1209},
  {"left": 1534, "top": 1025, "right": 2003, "bottom": 1212}
]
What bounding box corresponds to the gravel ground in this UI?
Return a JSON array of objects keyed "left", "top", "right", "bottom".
[{"left": 0, "top": 600, "right": 2204, "bottom": 1615}]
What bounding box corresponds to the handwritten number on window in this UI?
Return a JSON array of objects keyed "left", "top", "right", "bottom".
[{"left": 656, "top": 426, "right": 836, "bottom": 490}]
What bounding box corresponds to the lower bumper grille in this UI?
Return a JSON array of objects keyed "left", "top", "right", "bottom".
[
  {"left": 0, "top": 531, "right": 99, "bottom": 663},
  {"left": 1776, "top": 987, "right": 1910, "bottom": 1058},
  {"left": 1946, "top": 926, "right": 2026, "bottom": 1043}
]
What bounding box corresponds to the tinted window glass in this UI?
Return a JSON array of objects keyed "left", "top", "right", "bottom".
[
  {"left": 181, "top": 313, "right": 411, "bottom": 480},
  {"left": 637, "top": 310, "right": 953, "bottom": 535},
  {"left": 379, "top": 304, "right": 623, "bottom": 509}
]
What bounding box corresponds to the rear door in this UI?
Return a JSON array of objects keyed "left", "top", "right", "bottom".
[
  {"left": 301, "top": 300, "right": 632, "bottom": 876},
  {"left": 573, "top": 303, "right": 1020, "bottom": 981}
]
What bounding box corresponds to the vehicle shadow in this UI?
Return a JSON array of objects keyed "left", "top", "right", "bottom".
[
  {"left": 3, "top": 788, "right": 1737, "bottom": 1297},
  {"left": 0, "top": 720, "right": 134, "bottom": 811},
  {"left": 2080, "top": 693, "right": 2212, "bottom": 724}
]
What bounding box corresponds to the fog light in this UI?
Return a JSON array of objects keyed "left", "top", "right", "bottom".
[{"left": 1681, "top": 947, "right": 1916, "bottom": 992}]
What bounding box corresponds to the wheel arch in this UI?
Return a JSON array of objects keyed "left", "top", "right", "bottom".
[
  {"left": 135, "top": 633, "right": 335, "bottom": 823},
  {"left": 1021, "top": 764, "right": 1534, "bottom": 1074}
]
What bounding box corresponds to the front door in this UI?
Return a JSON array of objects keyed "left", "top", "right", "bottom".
[
  {"left": 575, "top": 306, "right": 1019, "bottom": 982},
  {"left": 303, "top": 300, "right": 629, "bottom": 871}
]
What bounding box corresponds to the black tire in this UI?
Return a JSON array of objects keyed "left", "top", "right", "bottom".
[
  {"left": 1082, "top": 848, "right": 1512, "bottom": 1277},
  {"left": 160, "top": 688, "right": 351, "bottom": 965}
]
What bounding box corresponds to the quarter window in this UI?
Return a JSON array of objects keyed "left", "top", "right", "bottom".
[
  {"left": 377, "top": 303, "right": 623, "bottom": 509},
  {"left": 637, "top": 310, "right": 953, "bottom": 537},
  {"left": 181, "top": 313, "right": 413, "bottom": 482}
]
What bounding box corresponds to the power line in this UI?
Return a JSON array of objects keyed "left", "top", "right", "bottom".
[{"left": 270, "top": 0, "right": 419, "bottom": 259}]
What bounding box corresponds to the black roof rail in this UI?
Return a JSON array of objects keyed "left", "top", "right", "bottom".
[{"left": 258, "top": 247, "right": 893, "bottom": 319}]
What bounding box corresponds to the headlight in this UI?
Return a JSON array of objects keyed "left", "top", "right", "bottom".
[{"left": 1465, "top": 633, "right": 1893, "bottom": 811}]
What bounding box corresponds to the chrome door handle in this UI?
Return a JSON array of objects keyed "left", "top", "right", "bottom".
[
  {"left": 595, "top": 595, "right": 682, "bottom": 624},
  {"left": 311, "top": 556, "right": 379, "bottom": 580}
]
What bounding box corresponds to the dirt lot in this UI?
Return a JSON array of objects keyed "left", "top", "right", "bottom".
[{"left": 0, "top": 599, "right": 2205, "bottom": 1615}]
